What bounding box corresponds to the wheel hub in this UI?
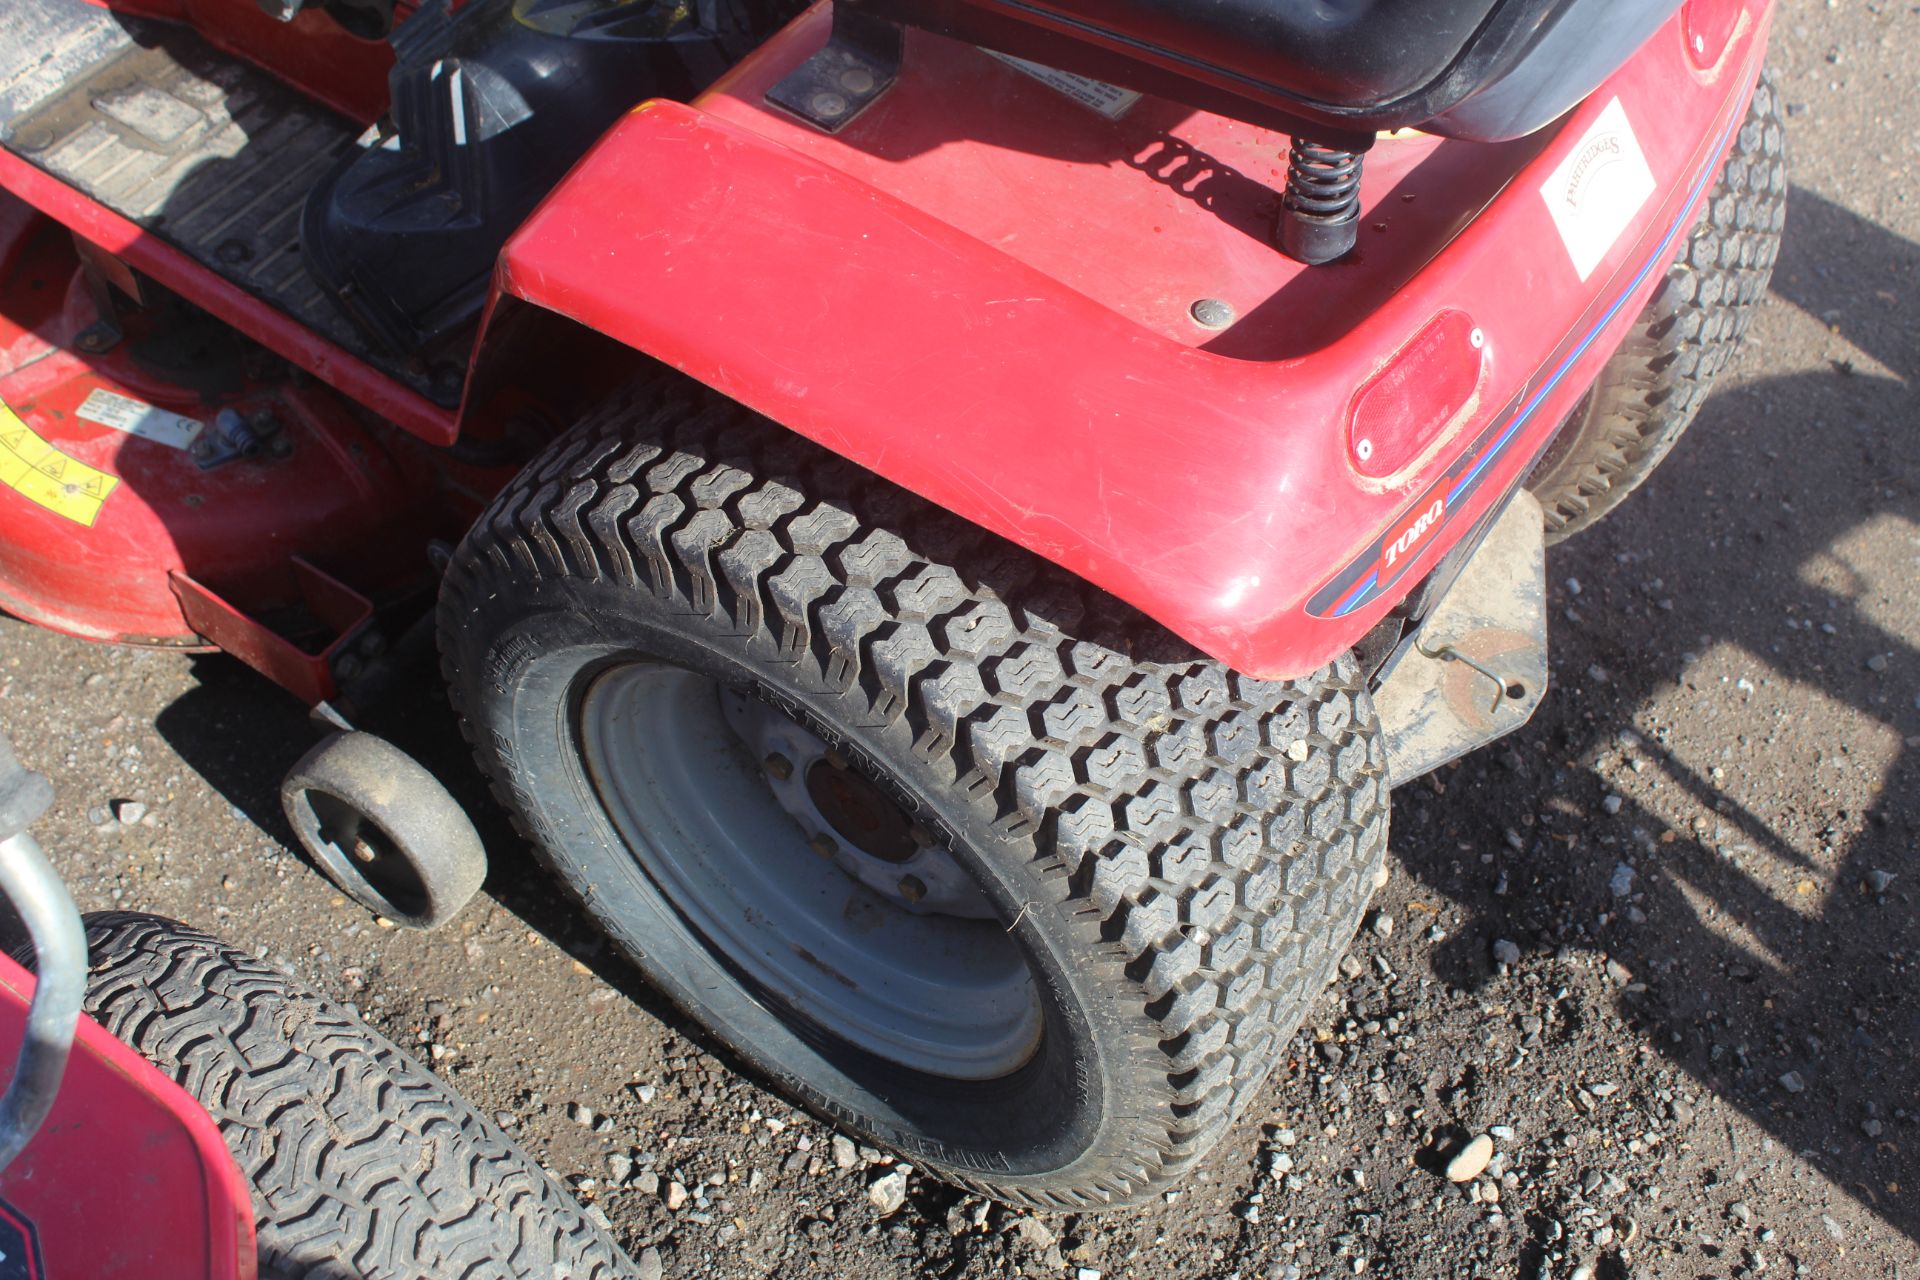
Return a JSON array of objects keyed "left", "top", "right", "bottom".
[
  {"left": 578, "top": 664, "right": 1040, "bottom": 1080},
  {"left": 719, "top": 690, "right": 994, "bottom": 919},
  {"left": 804, "top": 757, "right": 916, "bottom": 862}
]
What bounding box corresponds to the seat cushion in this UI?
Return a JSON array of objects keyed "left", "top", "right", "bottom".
[
  {"left": 865, "top": 0, "right": 1685, "bottom": 140},
  {"left": 981, "top": 0, "right": 1507, "bottom": 110}
]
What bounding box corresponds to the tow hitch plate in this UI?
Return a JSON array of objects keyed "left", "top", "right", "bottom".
[{"left": 1373, "top": 491, "right": 1550, "bottom": 784}]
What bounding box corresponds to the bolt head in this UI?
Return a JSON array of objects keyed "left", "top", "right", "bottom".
[
  {"left": 810, "top": 91, "right": 848, "bottom": 118},
  {"left": 808, "top": 833, "right": 839, "bottom": 859},
  {"left": 1355, "top": 438, "right": 1375, "bottom": 462},
  {"left": 1189, "top": 297, "right": 1236, "bottom": 330},
  {"left": 897, "top": 874, "right": 927, "bottom": 903},
  {"left": 764, "top": 751, "right": 794, "bottom": 781}
]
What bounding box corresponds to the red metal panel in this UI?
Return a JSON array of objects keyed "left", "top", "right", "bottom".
[
  {"left": 495, "top": 2, "right": 1773, "bottom": 678},
  {"left": 0, "top": 953, "right": 254, "bottom": 1279}
]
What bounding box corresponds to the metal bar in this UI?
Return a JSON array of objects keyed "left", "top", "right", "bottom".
[{"left": 0, "top": 823, "right": 86, "bottom": 1176}]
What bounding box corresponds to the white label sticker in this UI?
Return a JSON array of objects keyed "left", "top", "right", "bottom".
[
  {"left": 986, "top": 50, "right": 1141, "bottom": 120},
  {"left": 76, "top": 389, "right": 203, "bottom": 451},
  {"left": 1539, "top": 98, "right": 1657, "bottom": 282}
]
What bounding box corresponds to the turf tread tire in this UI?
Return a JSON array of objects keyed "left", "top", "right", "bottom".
[
  {"left": 437, "top": 379, "right": 1390, "bottom": 1209},
  {"left": 1528, "top": 70, "right": 1787, "bottom": 543},
  {"left": 76, "top": 913, "right": 635, "bottom": 1280}
]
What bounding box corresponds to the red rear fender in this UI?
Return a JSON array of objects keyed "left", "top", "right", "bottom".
[{"left": 491, "top": 0, "right": 1775, "bottom": 679}]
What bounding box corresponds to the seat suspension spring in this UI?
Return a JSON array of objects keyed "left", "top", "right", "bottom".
[{"left": 1278, "top": 139, "right": 1364, "bottom": 265}]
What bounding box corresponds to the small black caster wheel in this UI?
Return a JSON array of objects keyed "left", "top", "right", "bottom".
[{"left": 280, "top": 731, "right": 486, "bottom": 930}]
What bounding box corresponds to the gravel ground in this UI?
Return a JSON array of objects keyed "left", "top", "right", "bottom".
[{"left": 2, "top": 3, "right": 1917, "bottom": 1278}]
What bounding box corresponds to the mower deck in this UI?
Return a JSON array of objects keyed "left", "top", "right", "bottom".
[{"left": 0, "top": 0, "right": 447, "bottom": 404}]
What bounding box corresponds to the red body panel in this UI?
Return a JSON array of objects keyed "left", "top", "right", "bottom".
[
  {"left": 0, "top": 954, "right": 254, "bottom": 1279},
  {"left": 495, "top": 0, "right": 1773, "bottom": 678}
]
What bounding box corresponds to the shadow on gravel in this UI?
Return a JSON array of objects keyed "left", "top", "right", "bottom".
[{"left": 1394, "top": 185, "right": 1920, "bottom": 1246}]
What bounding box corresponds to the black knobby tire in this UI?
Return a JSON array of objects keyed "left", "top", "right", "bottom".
[
  {"left": 437, "top": 377, "right": 1390, "bottom": 1208},
  {"left": 77, "top": 914, "right": 635, "bottom": 1280},
  {"left": 1527, "top": 70, "right": 1787, "bottom": 543}
]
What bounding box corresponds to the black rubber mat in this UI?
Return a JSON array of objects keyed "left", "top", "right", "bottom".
[{"left": 0, "top": 0, "right": 451, "bottom": 404}]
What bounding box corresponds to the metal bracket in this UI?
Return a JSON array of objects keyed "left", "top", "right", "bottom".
[
  {"left": 765, "top": 4, "right": 903, "bottom": 132},
  {"left": 169, "top": 558, "right": 375, "bottom": 708},
  {"left": 1372, "top": 491, "right": 1550, "bottom": 784},
  {"left": 190, "top": 407, "right": 291, "bottom": 470},
  {"left": 1414, "top": 640, "right": 1516, "bottom": 717},
  {"left": 71, "top": 234, "right": 140, "bottom": 354}
]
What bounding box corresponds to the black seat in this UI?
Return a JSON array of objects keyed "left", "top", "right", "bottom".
[{"left": 854, "top": 0, "right": 1684, "bottom": 142}]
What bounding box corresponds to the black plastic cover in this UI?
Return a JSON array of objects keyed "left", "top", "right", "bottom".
[
  {"left": 305, "top": 0, "right": 799, "bottom": 354},
  {"left": 863, "top": 0, "right": 1685, "bottom": 142},
  {"left": 982, "top": 0, "right": 1508, "bottom": 109}
]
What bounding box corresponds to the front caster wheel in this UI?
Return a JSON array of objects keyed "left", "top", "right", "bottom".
[
  {"left": 280, "top": 731, "right": 486, "bottom": 930},
  {"left": 438, "top": 380, "right": 1390, "bottom": 1209}
]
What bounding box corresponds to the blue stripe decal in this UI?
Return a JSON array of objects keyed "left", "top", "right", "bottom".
[{"left": 1332, "top": 570, "right": 1379, "bottom": 618}]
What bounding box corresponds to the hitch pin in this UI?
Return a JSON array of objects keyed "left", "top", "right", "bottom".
[{"left": 1416, "top": 641, "right": 1511, "bottom": 716}]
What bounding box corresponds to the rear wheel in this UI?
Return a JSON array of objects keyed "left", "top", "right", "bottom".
[
  {"left": 1528, "top": 69, "right": 1786, "bottom": 542},
  {"left": 437, "top": 379, "right": 1390, "bottom": 1208}
]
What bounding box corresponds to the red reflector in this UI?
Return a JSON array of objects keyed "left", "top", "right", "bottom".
[
  {"left": 1347, "top": 310, "right": 1483, "bottom": 479},
  {"left": 1683, "top": 0, "right": 1744, "bottom": 69}
]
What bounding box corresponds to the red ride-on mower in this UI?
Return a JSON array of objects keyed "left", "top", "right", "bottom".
[
  {"left": 0, "top": 731, "right": 635, "bottom": 1276},
  {"left": 0, "top": 0, "right": 1783, "bottom": 1207}
]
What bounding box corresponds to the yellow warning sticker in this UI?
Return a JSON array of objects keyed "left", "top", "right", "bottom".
[{"left": 0, "top": 403, "right": 119, "bottom": 527}]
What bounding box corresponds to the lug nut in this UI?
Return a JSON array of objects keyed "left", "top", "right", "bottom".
[
  {"left": 764, "top": 752, "right": 794, "bottom": 781},
  {"left": 908, "top": 824, "right": 933, "bottom": 848},
  {"left": 897, "top": 875, "right": 927, "bottom": 904},
  {"left": 351, "top": 837, "right": 379, "bottom": 864},
  {"left": 808, "top": 833, "right": 838, "bottom": 859},
  {"left": 824, "top": 749, "right": 849, "bottom": 771}
]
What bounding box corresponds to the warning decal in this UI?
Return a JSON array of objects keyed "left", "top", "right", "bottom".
[
  {"left": 0, "top": 402, "right": 120, "bottom": 527},
  {"left": 986, "top": 50, "right": 1142, "bottom": 119}
]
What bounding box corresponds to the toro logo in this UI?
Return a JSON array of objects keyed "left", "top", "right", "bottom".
[{"left": 1378, "top": 496, "right": 1446, "bottom": 575}]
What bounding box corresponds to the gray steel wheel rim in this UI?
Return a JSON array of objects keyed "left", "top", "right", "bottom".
[{"left": 579, "top": 662, "right": 1044, "bottom": 1081}]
